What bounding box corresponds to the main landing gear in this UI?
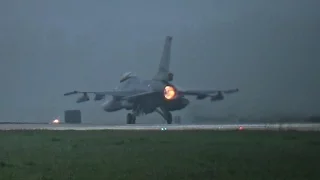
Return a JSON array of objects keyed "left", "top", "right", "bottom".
[
  {"left": 126, "top": 107, "right": 173, "bottom": 124},
  {"left": 166, "top": 112, "right": 173, "bottom": 124},
  {"left": 126, "top": 113, "right": 136, "bottom": 124},
  {"left": 155, "top": 107, "right": 172, "bottom": 124}
]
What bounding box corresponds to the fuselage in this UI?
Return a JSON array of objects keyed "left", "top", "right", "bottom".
[{"left": 102, "top": 76, "right": 189, "bottom": 113}]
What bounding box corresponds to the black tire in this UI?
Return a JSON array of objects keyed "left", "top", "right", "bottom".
[
  {"left": 126, "top": 113, "right": 133, "bottom": 124},
  {"left": 126, "top": 113, "right": 136, "bottom": 124},
  {"left": 132, "top": 116, "right": 136, "bottom": 124},
  {"left": 166, "top": 112, "right": 172, "bottom": 124}
]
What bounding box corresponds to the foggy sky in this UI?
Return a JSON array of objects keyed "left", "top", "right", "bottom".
[{"left": 1, "top": 0, "right": 319, "bottom": 123}]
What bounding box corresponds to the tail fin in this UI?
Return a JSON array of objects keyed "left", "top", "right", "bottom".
[{"left": 153, "top": 36, "right": 173, "bottom": 81}]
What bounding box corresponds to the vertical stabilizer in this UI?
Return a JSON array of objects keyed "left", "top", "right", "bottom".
[{"left": 153, "top": 36, "right": 173, "bottom": 81}]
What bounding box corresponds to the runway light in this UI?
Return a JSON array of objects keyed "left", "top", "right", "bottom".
[
  {"left": 52, "top": 119, "right": 60, "bottom": 124},
  {"left": 239, "top": 126, "right": 244, "bottom": 130},
  {"left": 161, "top": 127, "right": 167, "bottom": 131}
]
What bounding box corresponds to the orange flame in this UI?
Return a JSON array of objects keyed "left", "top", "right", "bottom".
[{"left": 164, "top": 86, "right": 176, "bottom": 100}]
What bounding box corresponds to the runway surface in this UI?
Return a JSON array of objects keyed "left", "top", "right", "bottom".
[{"left": 1, "top": 123, "right": 320, "bottom": 131}]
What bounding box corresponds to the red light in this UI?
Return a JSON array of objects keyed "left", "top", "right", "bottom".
[{"left": 239, "top": 126, "right": 244, "bottom": 130}]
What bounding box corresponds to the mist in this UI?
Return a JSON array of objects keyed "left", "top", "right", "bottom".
[{"left": 1, "top": 0, "right": 319, "bottom": 123}]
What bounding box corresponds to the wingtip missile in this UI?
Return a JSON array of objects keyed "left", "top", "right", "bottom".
[
  {"left": 64, "top": 91, "right": 78, "bottom": 96},
  {"left": 223, "top": 89, "right": 239, "bottom": 94}
]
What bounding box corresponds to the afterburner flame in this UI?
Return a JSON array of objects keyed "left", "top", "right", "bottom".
[{"left": 164, "top": 86, "right": 176, "bottom": 100}]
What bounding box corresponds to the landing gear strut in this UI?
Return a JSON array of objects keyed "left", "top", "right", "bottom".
[
  {"left": 127, "top": 105, "right": 142, "bottom": 124},
  {"left": 155, "top": 107, "right": 173, "bottom": 124},
  {"left": 126, "top": 113, "right": 136, "bottom": 124},
  {"left": 166, "top": 112, "right": 172, "bottom": 124}
]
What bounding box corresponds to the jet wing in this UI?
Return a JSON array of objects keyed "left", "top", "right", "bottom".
[
  {"left": 178, "top": 88, "right": 239, "bottom": 101},
  {"left": 121, "top": 91, "right": 161, "bottom": 101},
  {"left": 179, "top": 88, "right": 239, "bottom": 95},
  {"left": 64, "top": 90, "right": 134, "bottom": 97},
  {"left": 63, "top": 90, "right": 160, "bottom": 103}
]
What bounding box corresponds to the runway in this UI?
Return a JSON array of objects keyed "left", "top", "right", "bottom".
[{"left": 1, "top": 123, "right": 320, "bottom": 131}]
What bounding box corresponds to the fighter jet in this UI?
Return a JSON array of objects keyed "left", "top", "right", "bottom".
[{"left": 64, "top": 36, "right": 239, "bottom": 124}]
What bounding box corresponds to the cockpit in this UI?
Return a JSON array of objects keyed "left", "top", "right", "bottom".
[{"left": 120, "top": 72, "right": 136, "bottom": 83}]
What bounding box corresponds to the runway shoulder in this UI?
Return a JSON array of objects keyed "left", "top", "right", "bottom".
[{"left": 1, "top": 123, "right": 320, "bottom": 131}]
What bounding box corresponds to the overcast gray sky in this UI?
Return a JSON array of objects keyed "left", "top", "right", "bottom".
[{"left": 1, "top": 0, "right": 319, "bottom": 123}]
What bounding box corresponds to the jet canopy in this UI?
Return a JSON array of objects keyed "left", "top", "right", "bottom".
[{"left": 120, "top": 72, "right": 136, "bottom": 83}]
